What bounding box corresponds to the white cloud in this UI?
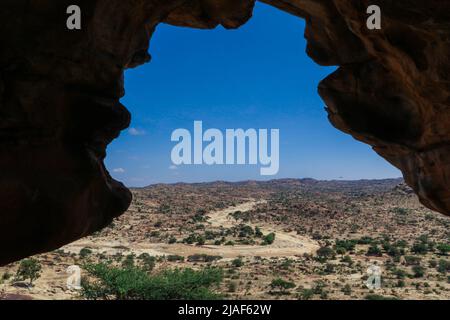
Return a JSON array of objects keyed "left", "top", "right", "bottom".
[
  {"left": 169, "top": 165, "right": 178, "bottom": 170},
  {"left": 128, "top": 128, "right": 146, "bottom": 136},
  {"left": 113, "top": 168, "right": 125, "bottom": 173}
]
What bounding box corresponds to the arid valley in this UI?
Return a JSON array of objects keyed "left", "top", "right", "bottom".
[{"left": 1, "top": 179, "right": 449, "bottom": 300}]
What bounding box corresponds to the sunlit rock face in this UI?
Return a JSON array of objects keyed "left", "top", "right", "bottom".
[{"left": 0, "top": 0, "right": 449, "bottom": 265}]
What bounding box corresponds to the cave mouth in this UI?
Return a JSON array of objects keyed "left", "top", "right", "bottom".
[
  {"left": 1, "top": 0, "right": 449, "bottom": 266},
  {"left": 107, "top": 1, "right": 401, "bottom": 187}
]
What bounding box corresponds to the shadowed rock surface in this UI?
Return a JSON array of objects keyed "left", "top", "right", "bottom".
[{"left": 0, "top": 0, "right": 449, "bottom": 265}]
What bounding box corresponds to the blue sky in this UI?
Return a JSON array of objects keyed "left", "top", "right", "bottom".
[{"left": 105, "top": 2, "right": 401, "bottom": 187}]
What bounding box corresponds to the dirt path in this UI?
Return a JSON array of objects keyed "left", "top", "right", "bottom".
[{"left": 64, "top": 200, "right": 319, "bottom": 259}]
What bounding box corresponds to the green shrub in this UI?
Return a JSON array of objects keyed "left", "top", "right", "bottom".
[
  {"left": 437, "top": 259, "right": 449, "bottom": 274},
  {"left": 335, "top": 239, "right": 356, "bottom": 253},
  {"left": 357, "top": 236, "right": 374, "bottom": 245},
  {"left": 366, "top": 245, "right": 382, "bottom": 257},
  {"left": 138, "top": 253, "right": 156, "bottom": 272},
  {"left": 167, "top": 255, "right": 185, "bottom": 262},
  {"left": 81, "top": 263, "right": 223, "bottom": 300},
  {"left": 404, "top": 256, "right": 421, "bottom": 266},
  {"left": 15, "top": 259, "right": 42, "bottom": 286},
  {"left": 262, "top": 233, "right": 276, "bottom": 245},
  {"left": 122, "top": 254, "right": 135, "bottom": 269},
  {"left": 436, "top": 243, "right": 450, "bottom": 256},
  {"left": 2, "top": 272, "right": 12, "bottom": 281},
  {"left": 196, "top": 236, "right": 206, "bottom": 246},
  {"left": 393, "top": 268, "right": 408, "bottom": 279},
  {"left": 238, "top": 225, "right": 254, "bottom": 238},
  {"left": 316, "top": 246, "right": 335, "bottom": 261},
  {"left": 79, "top": 247, "right": 93, "bottom": 259},
  {"left": 231, "top": 258, "right": 244, "bottom": 268},
  {"left": 270, "top": 278, "right": 296, "bottom": 292},
  {"left": 187, "top": 254, "right": 222, "bottom": 263},
  {"left": 411, "top": 242, "right": 428, "bottom": 255},
  {"left": 412, "top": 265, "right": 425, "bottom": 278},
  {"left": 341, "top": 255, "right": 353, "bottom": 265},
  {"left": 168, "top": 237, "right": 177, "bottom": 244},
  {"left": 392, "top": 207, "right": 408, "bottom": 215},
  {"left": 298, "top": 289, "right": 314, "bottom": 300},
  {"left": 255, "top": 227, "right": 263, "bottom": 238}
]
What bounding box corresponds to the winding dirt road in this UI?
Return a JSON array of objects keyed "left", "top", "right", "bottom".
[{"left": 64, "top": 200, "right": 319, "bottom": 259}]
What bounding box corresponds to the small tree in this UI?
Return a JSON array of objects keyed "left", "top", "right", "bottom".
[
  {"left": 262, "top": 233, "right": 276, "bottom": 245},
  {"left": 411, "top": 242, "right": 428, "bottom": 255},
  {"left": 255, "top": 227, "right": 263, "bottom": 238},
  {"left": 366, "top": 244, "right": 382, "bottom": 257},
  {"left": 79, "top": 247, "right": 92, "bottom": 259},
  {"left": 232, "top": 258, "right": 244, "bottom": 268},
  {"left": 269, "top": 278, "right": 296, "bottom": 294},
  {"left": 412, "top": 265, "right": 425, "bottom": 278},
  {"left": 436, "top": 243, "right": 450, "bottom": 256},
  {"left": 15, "top": 258, "right": 42, "bottom": 286},
  {"left": 316, "top": 246, "right": 336, "bottom": 261},
  {"left": 437, "top": 259, "right": 449, "bottom": 274}
]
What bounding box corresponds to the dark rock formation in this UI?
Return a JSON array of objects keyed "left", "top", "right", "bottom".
[{"left": 0, "top": 0, "right": 449, "bottom": 265}]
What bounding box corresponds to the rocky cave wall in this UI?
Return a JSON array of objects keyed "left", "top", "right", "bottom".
[{"left": 0, "top": 0, "right": 449, "bottom": 265}]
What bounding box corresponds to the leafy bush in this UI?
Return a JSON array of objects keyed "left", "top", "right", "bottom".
[
  {"left": 366, "top": 245, "right": 382, "bottom": 257},
  {"left": 15, "top": 259, "right": 42, "bottom": 286},
  {"left": 316, "top": 246, "right": 335, "bottom": 261},
  {"left": 122, "top": 254, "right": 135, "bottom": 269},
  {"left": 238, "top": 225, "right": 254, "bottom": 238},
  {"left": 393, "top": 268, "right": 408, "bottom": 279},
  {"left": 138, "top": 253, "right": 156, "bottom": 272},
  {"left": 341, "top": 255, "right": 353, "bottom": 265},
  {"left": 392, "top": 207, "right": 409, "bottom": 215},
  {"left": 168, "top": 237, "right": 177, "bottom": 244},
  {"left": 404, "top": 255, "right": 421, "bottom": 266},
  {"left": 255, "top": 227, "right": 263, "bottom": 238},
  {"left": 183, "top": 234, "right": 199, "bottom": 245},
  {"left": 412, "top": 265, "right": 425, "bottom": 278},
  {"left": 335, "top": 239, "right": 356, "bottom": 253},
  {"left": 196, "top": 236, "right": 206, "bottom": 246},
  {"left": 269, "top": 278, "right": 296, "bottom": 292},
  {"left": 437, "top": 259, "right": 449, "bottom": 274},
  {"left": 79, "top": 247, "right": 93, "bottom": 259},
  {"left": 298, "top": 288, "right": 314, "bottom": 300},
  {"left": 167, "top": 255, "right": 185, "bottom": 262},
  {"left": 436, "top": 243, "right": 450, "bottom": 256},
  {"left": 81, "top": 263, "right": 223, "bottom": 300},
  {"left": 262, "top": 233, "right": 276, "bottom": 245},
  {"left": 386, "top": 245, "right": 403, "bottom": 258},
  {"left": 231, "top": 258, "right": 244, "bottom": 268},
  {"left": 187, "top": 254, "right": 221, "bottom": 263},
  {"left": 411, "top": 242, "right": 428, "bottom": 255},
  {"left": 357, "top": 236, "right": 374, "bottom": 245}
]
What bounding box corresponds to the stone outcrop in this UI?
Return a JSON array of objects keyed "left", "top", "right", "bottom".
[{"left": 0, "top": 0, "right": 449, "bottom": 265}]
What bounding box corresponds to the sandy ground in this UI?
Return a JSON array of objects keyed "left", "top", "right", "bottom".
[
  {"left": 0, "top": 201, "right": 319, "bottom": 300},
  {"left": 63, "top": 200, "right": 319, "bottom": 259}
]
